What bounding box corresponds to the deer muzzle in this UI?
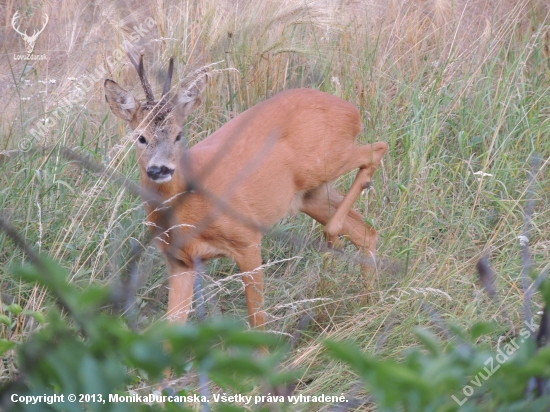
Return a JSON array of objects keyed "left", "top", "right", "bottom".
[{"left": 147, "top": 165, "right": 175, "bottom": 182}]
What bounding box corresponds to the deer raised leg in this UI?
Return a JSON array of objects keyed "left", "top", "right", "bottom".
[
  {"left": 301, "top": 184, "right": 377, "bottom": 258},
  {"left": 323, "top": 142, "right": 386, "bottom": 249}
]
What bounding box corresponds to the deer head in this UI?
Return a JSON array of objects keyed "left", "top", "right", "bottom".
[
  {"left": 104, "top": 55, "right": 208, "bottom": 184},
  {"left": 11, "top": 11, "right": 49, "bottom": 54}
]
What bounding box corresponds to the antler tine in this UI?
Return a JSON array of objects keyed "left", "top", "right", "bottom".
[
  {"left": 161, "top": 57, "right": 174, "bottom": 101},
  {"left": 11, "top": 11, "right": 26, "bottom": 36},
  {"left": 138, "top": 54, "right": 156, "bottom": 104},
  {"left": 126, "top": 51, "right": 139, "bottom": 70},
  {"left": 126, "top": 52, "right": 155, "bottom": 104}
]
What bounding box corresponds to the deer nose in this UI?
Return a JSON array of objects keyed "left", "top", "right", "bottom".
[{"left": 147, "top": 165, "right": 174, "bottom": 181}]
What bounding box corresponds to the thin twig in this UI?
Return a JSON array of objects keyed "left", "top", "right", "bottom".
[
  {"left": 192, "top": 258, "right": 210, "bottom": 411},
  {"left": 193, "top": 257, "right": 207, "bottom": 323},
  {"left": 476, "top": 255, "right": 515, "bottom": 334},
  {"left": 521, "top": 155, "right": 540, "bottom": 327}
]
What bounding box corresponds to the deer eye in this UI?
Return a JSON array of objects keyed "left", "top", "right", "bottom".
[
  {"left": 137, "top": 135, "right": 147, "bottom": 145},
  {"left": 175, "top": 133, "right": 182, "bottom": 142}
]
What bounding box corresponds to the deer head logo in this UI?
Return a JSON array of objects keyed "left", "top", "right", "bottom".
[{"left": 11, "top": 11, "right": 49, "bottom": 54}]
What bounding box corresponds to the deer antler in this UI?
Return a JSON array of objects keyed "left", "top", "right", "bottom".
[
  {"left": 161, "top": 57, "right": 174, "bottom": 102},
  {"left": 11, "top": 11, "right": 27, "bottom": 38},
  {"left": 27, "top": 13, "right": 49, "bottom": 43},
  {"left": 127, "top": 52, "right": 155, "bottom": 104}
]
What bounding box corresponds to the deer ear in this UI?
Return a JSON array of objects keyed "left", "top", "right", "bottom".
[
  {"left": 173, "top": 71, "right": 208, "bottom": 122},
  {"left": 104, "top": 79, "right": 139, "bottom": 122}
]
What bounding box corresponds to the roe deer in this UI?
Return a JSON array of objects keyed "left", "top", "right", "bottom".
[{"left": 104, "top": 54, "right": 387, "bottom": 331}]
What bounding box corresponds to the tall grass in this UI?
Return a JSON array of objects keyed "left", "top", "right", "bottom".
[{"left": 1, "top": 0, "right": 550, "bottom": 408}]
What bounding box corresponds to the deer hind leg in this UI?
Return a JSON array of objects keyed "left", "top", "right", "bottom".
[
  {"left": 323, "top": 141, "right": 386, "bottom": 248},
  {"left": 301, "top": 184, "right": 377, "bottom": 257},
  {"left": 233, "top": 244, "right": 266, "bottom": 330}
]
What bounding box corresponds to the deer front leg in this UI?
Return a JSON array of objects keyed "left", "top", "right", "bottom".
[
  {"left": 165, "top": 254, "right": 196, "bottom": 323},
  {"left": 162, "top": 254, "right": 195, "bottom": 383},
  {"left": 233, "top": 246, "right": 265, "bottom": 330}
]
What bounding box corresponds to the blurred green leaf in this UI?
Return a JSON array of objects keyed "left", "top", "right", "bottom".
[
  {"left": 0, "top": 314, "right": 11, "bottom": 327},
  {"left": 397, "top": 183, "right": 408, "bottom": 193},
  {"left": 21, "top": 310, "right": 46, "bottom": 325},
  {"left": 413, "top": 327, "right": 441, "bottom": 355},
  {"left": 5, "top": 303, "right": 22, "bottom": 316},
  {"left": 470, "top": 321, "right": 499, "bottom": 340},
  {"left": 0, "top": 339, "right": 16, "bottom": 355}
]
